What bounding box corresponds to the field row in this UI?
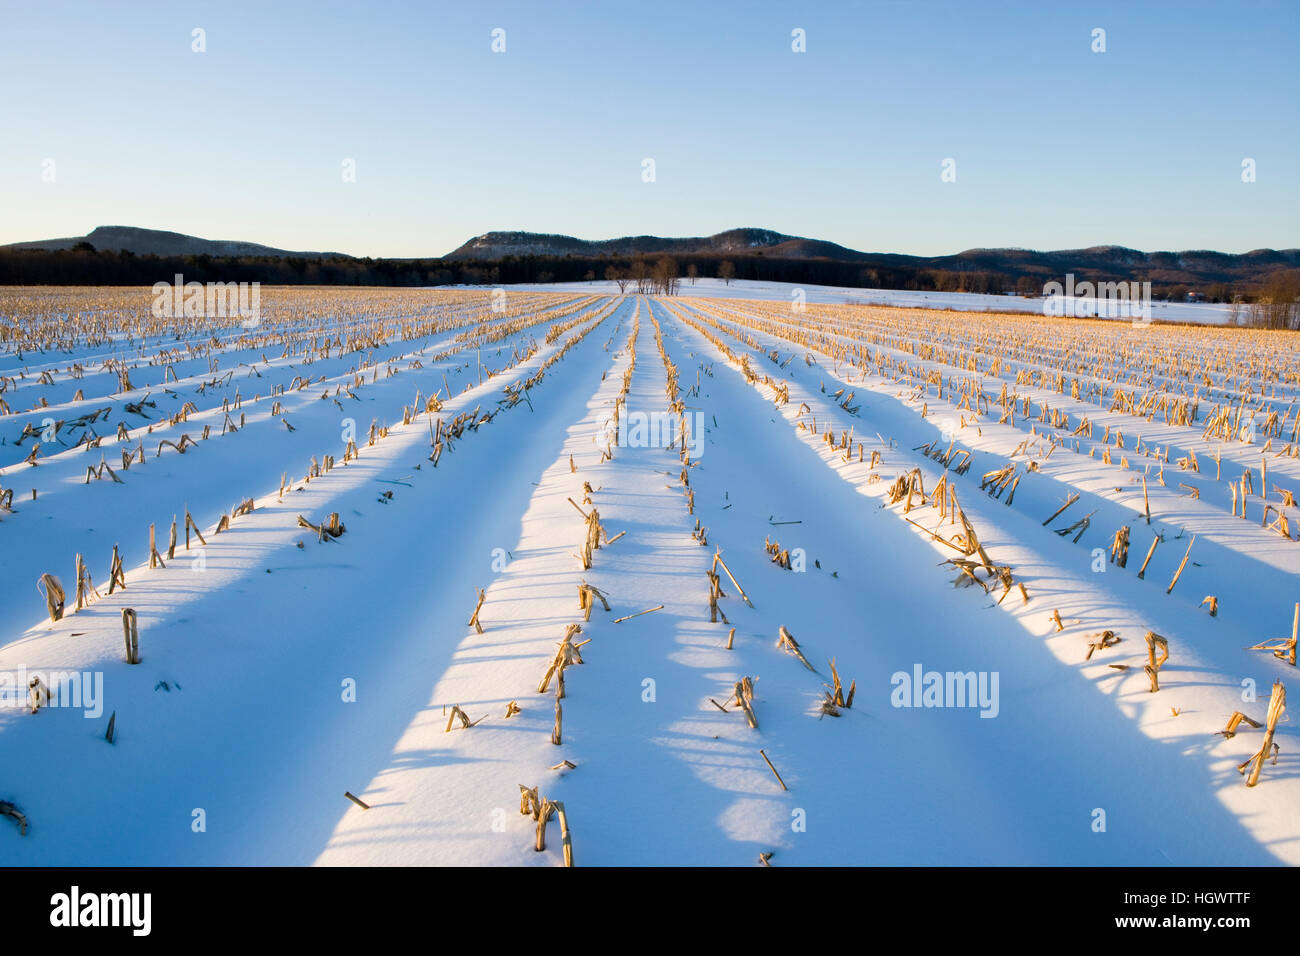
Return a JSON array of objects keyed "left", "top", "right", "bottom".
[{"left": 0, "top": 289, "right": 1296, "bottom": 864}]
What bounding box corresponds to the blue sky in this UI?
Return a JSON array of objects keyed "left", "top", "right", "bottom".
[{"left": 1, "top": 0, "right": 1295, "bottom": 257}]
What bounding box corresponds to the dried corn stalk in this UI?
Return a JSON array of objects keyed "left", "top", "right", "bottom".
[
  {"left": 0, "top": 801, "right": 28, "bottom": 836},
  {"left": 122, "top": 608, "right": 140, "bottom": 664},
  {"left": 1239, "top": 682, "right": 1285, "bottom": 787},
  {"left": 297, "top": 513, "right": 346, "bottom": 541},
  {"left": 468, "top": 588, "right": 486, "bottom": 634},
  {"left": 1218, "top": 711, "right": 1262, "bottom": 739},
  {"left": 777, "top": 626, "right": 816, "bottom": 672},
  {"left": 1085, "top": 630, "right": 1120, "bottom": 660},
  {"left": 733, "top": 677, "right": 759, "bottom": 729},
  {"left": 38, "top": 573, "right": 65, "bottom": 622},
  {"left": 1248, "top": 603, "right": 1299, "bottom": 666},
  {"left": 1143, "top": 630, "right": 1168, "bottom": 692}
]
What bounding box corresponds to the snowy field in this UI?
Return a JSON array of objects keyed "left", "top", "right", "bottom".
[
  {"left": 1, "top": 285, "right": 1298, "bottom": 866},
  {"left": 476, "top": 278, "right": 1244, "bottom": 326}
]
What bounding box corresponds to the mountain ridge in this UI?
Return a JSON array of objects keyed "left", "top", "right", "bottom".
[
  {"left": 2, "top": 225, "right": 346, "bottom": 259},
  {"left": 445, "top": 228, "right": 1300, "bottom": 284},
  {"left": 4, "top": 225, "right": 1297, "bottom": 288}
]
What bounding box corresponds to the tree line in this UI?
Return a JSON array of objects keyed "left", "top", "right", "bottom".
[
  {"left": 0, "top": 247, "right": 1294, "bottom": 321},
  {"left": 0, "top": 246, "right": 1029, "bottom": 293},
  {"left": 1239, "top": 269, "right": 1300, "bottom": 329}
]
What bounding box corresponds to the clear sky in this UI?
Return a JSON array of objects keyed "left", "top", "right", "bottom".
[{"left": 1, "top": 0, "right": 1295, "bottom": 258}]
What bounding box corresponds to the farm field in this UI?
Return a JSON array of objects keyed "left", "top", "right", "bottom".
[
  {"left": 488, "top": 277, "right": 1248, "bottom": 325},
  {"left": 1, "top": 285, "right": 1298, "bottom": 866}
]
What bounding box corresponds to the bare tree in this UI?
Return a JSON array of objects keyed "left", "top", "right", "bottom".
[
  {"left": 631, "top": 258, "right": 651, "bottom": 294},
  {"left": 653, "top": 256, "right": 679, "bottom": 296},
  {"left": 687, "top": 263, "right": 698, "bottom": 285},
  {"left": 606, "top": 265, "right": 630, "bottom": 295},
  {"left": 718, "top": 260, "right": 736, "bottom": 285},
  {"left": 1250, "top": 269, "right": 1300, "bottom": 329},
  {"left": 1228, "top": 296, "right": 1244, "bottom": 326}
]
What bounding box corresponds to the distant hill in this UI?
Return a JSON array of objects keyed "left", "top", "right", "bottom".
[
  {"left": 448, "top": 228, "right": 1300, "bottom": 287},
  {"left": 2, "top": 225, "right": 1296, "bottom": 293},
  {"left": 446, "top": 227, "right": 871, "bottom": 262},
  {"left": 1, "top": 225, "right": 347, "bottom": 259},
  {"left": 925, "top": 245, "right": 1300, "bottom": 286}
]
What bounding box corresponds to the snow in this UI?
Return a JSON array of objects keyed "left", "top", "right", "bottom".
[
  {"left": 1, "top": 286, "right": 1296, "bottom": 865},
  {"left": 468, "top": 278, "right": 1246, "bottom": 325}
]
